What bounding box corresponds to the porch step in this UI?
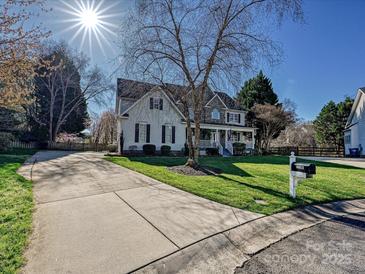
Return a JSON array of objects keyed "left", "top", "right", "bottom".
[{"left": 222, "top": 148, "right": 232, "bottom": 157}]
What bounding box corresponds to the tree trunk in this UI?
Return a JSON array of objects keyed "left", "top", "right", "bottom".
[
  {"left": 193, "top": 117, "right": 201, "bottom": 163},
  {"left": 49, "top": 95, "right": 54, "bottom": 142},
  {"left": 185, "top": 118, "right": 196, "bottom": 167}
]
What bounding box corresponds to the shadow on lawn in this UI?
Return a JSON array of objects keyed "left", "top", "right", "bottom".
[
  {"left": 128, "top": 156, "right": 252, "bottom": 177},
  {"left": 127, "top": 155, "right": 362, "bottom": 179},
  {"left": 218, "top": 174, "right": 302, "bottom": 202},
  {"left": 0, "top": 154, "right": 29, "bottom": 167}
]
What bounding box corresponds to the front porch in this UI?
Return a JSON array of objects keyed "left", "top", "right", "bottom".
[{"left": 191, "top": 124, "right": 256, "bottom": 156}]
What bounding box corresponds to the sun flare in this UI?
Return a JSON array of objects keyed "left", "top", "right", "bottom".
[
  {"left": 58, "top": 0, "right": 120, "bottom": 56},
  {"left": 80, "top": 9, "right": 99, "bottom": 28}
]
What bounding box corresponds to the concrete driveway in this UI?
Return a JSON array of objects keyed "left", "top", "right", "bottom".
[
  {"left": 19, "top": 151, "right": 262, "bottom": 274},
  {"left": 299, "top": 156, "right": 365, "bottom": 169}
]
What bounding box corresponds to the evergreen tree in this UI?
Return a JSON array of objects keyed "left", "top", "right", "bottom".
[
  {"left": 313, "top": 97, "right": 353, "bottom": 149},
  {"left": 236, "top": 71, "right": 280, "bottom": 151},
  {"left": 237, "top": 70, "right": 278, "bottom": 110}
]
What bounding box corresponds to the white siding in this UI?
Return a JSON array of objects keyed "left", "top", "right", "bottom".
[
  {"left": 346, "top": 91, "right": 365, "bottom": 155},
  {"left": 118, "top": 89, "right": 185, "bottom": 151},
  {"left": 356, "top": 93, "right": 365, "bottom": 155}
]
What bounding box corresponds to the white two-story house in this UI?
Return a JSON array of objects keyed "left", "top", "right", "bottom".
[
  {"left": 115, "top": 79, "right": 256, "bottom": 156},
  {"left": 344, "top": 87, "right": 365, "bottom": 156}
]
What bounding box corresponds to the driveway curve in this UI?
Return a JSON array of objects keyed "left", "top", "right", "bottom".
[{"left": 20, "top": 151, "right": 262, "bottom": 274}]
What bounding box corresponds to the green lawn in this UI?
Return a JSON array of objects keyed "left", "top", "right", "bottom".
[
  {"left": 0, "top": 150, "right": 36, "bottom": 274},
  {"left": 106, "top": 156, "right": 365, "bottom": 215}
]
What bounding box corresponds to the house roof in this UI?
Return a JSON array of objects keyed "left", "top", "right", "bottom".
[
  {"left": 346, "top": 87, "right": 365, "bottom": 128},
  {"left": 215, "top": 91, "right": 241, "bottom": 109},
  {"left": 117, "top": 78, "right": 243, "bottom": 110}
]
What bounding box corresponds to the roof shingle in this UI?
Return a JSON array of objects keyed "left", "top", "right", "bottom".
[{"left": 117, "top": 78, "right": 243, "bottom": 110}]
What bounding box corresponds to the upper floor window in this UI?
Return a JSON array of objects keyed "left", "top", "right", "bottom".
[
  {"left": 211, "top": 109, "right": 220, "bottom": 120},
  {"left": 150, "top": 97, "right": 163, "bottom": 110},
  {"left": 227, "top": 112, "right": 241, "bottom": 124}
]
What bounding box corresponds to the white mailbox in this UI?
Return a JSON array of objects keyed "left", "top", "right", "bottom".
[{"left": 289, "top": 152, "right": 316, "bottom": 198}]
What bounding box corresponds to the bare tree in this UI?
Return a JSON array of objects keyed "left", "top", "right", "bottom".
[
  {"left": 271, "top": 121, "right": 316, "bottom": 147},
  {"left": 91, "top": 110, "right": 117, "bottom": 145},
  {"left": 252, "top": 102, "right": 296, "bottom": 151},
  {"left": 0, "top": 0, "right": 49, "bottom": 108},
  {"left": 28, "top": 43, "right": 113, "bottom": 141},
  {"left": 120, "top": 0, "right": 302, "bottom": 166}
]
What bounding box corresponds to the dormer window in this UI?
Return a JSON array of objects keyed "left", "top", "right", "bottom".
[
  {"left": 150, "top": 97, "right": 163, "bottom": 110},
  {"left": 211, "top": 108, "right": 220, "bottom": 120}
]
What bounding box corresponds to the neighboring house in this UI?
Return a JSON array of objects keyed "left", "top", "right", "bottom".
[
  {"left": 115, "top": 79, "right": 256, "bottom": 156},
  {"left": 344, "top": 87, "right": 365, "bottom": 156}
]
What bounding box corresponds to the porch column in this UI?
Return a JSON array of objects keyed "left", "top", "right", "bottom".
[
  {"left": 215, "top": 128, "right": 218, "bottom": 146},
  {"left": 252, "top": 129, "right": 255, "bottom": 149}
]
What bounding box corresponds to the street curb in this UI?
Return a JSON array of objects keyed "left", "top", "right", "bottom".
[{"left": 133, "top": 199, "right": 365, "bottom": 274}]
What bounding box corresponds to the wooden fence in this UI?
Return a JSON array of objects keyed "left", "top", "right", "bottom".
[
  {"left": 269, "top": 146, "right": 344, "bottom": 157},
  {"left": 10, "top": 141, "right": 38, "bottom": 149},
  {"left": 10, "top": 141, "right": 115, "bottom": 152}
]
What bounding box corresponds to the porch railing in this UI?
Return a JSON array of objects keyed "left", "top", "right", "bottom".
[
  {"left": 218, "top": 143, "right": 224, "bottom": 156},
  {"left": 199, "top": 139, "right": 218, "bottom": 148}
]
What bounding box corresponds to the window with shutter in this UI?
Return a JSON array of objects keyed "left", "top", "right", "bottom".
[
  {"left": 172, "top": 126, "right": 175, "bottom": 144},
  {"left": 163, "top": 125, "right": 174, "bottom": 143},
  {"left": 139, "top": 124, "right": 147, "bottom": 142},
  {"left": 228, "top": 113, "right": 240, "bottom": 123},
  {"left": 166, "top": 126, "right": 172, "bottom": 143},
  {"left": 151, "top": 97, "right": 162, "bottom": 110},
  {"left": 146, "top": 124, "right": 150, "bottom": 143},
  {"left": 135, "top": 123, "right": 139, "bottom": 143}
]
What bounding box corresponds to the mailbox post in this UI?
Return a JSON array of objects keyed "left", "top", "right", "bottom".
[
  {"left": 289, "top": 152, "right": 316, "bottom": 198},
  {"left": 289, "top": 152, "right": 296, "bottom": 198}
]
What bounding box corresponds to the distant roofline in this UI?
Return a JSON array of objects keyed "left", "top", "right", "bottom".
[{"left": 346, "top": 87, "right": 365, "bottom": 127}]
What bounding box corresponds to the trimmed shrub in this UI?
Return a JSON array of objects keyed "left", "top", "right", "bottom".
[
  {"left": 143, "top": 144, "right": 156, "bottom": 155},
  {"left": 206, "top": 147, "right": 219, "bottom": 156},
  {"left": 129, "top": 145, "right": 137, "bottom": 151},
  {"left": 0, "top": 132, "right": 13, "bottom": 151},
  {"left": 161, "top": 145, "right": 171, "bottom": 156},
  {"left": 107, "top": 144, "right": 117, "bottom": 152},
  {"left": 233, "top": 142, "right": 246, "bottom": 156}
]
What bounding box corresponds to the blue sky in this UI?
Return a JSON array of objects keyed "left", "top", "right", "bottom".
[
  {"left": 40, "top": 0, "right": 364, "bottom": 121},
  {"left": 264, "top": 0, "right": 365, "bottom": 120}
]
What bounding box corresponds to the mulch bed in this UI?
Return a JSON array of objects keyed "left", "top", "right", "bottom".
[{"left": 167, "top": 165, "right": 222, "bottom": 176}]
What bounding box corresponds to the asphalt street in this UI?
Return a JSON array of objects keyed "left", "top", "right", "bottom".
[{"left": 236, "top": 212, "right": 365, "bottom": 274}]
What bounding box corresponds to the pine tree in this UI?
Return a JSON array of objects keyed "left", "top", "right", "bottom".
[
  {"left": 313, "top": 97, "right": 353, "bottom": 149},
  {"left": 237, "top": 70, "right": 278, "bottom": 110}
]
